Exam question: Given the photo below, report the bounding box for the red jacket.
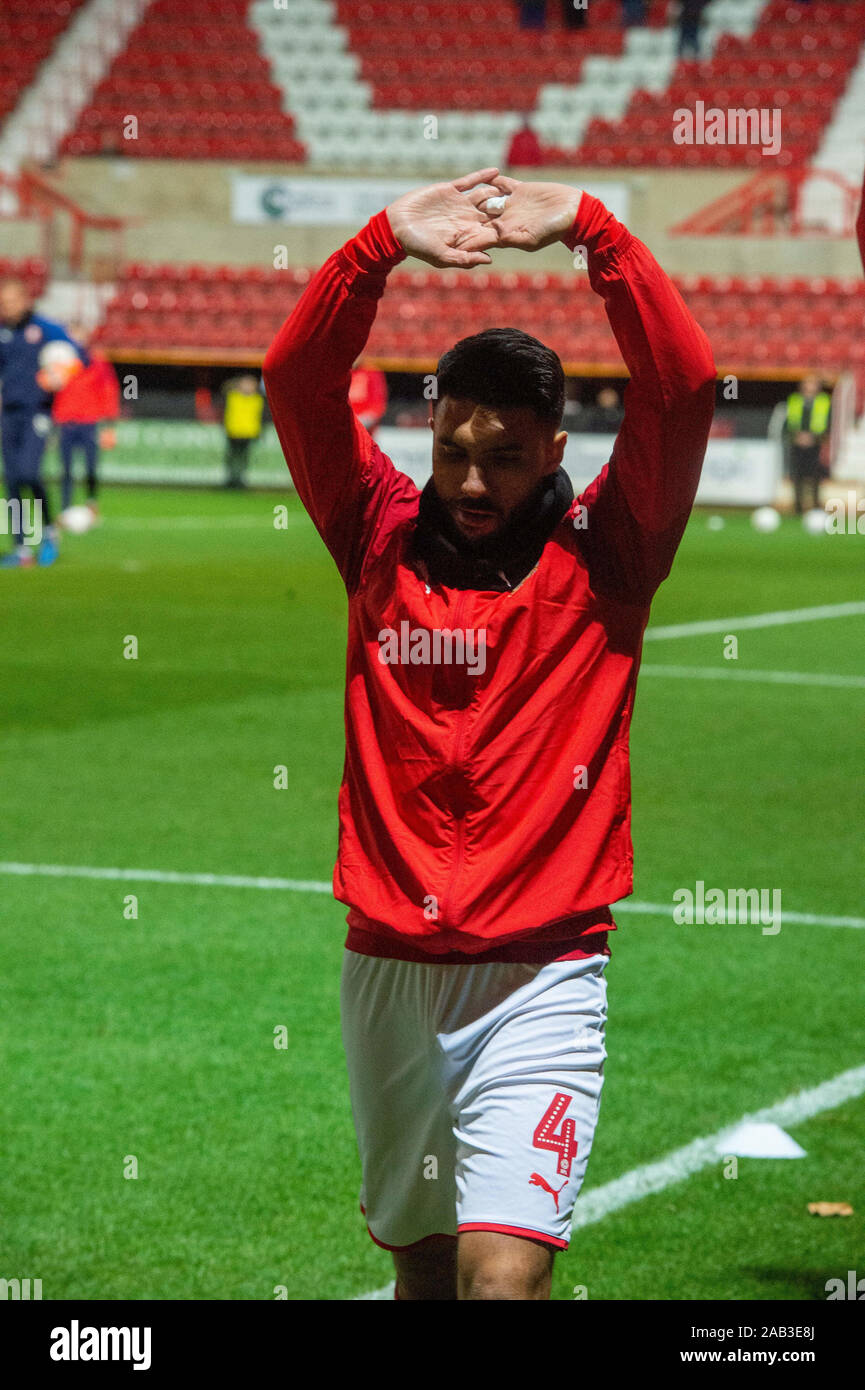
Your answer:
[52,353,120,424]
[349,366,388,430]
[262,194,716,963]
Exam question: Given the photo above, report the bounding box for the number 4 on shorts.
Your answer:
[533,1092,577,1178]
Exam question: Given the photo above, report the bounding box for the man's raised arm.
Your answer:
[487,178,717,603]
[262,170,500,590]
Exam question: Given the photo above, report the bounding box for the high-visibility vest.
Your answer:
[787,392,831,435]
[224,389,263,439]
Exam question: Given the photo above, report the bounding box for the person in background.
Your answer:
[562,0,587,28]
[677,0,708,58]
[0,276,86,567]
[621,0,647,25]
[221,373,264,489]
[506,116,544,169]
[582,386,625,433]
[518,1,547,29]
[784,375,831,515]
[349,358,388,437]
[53,322,120,517]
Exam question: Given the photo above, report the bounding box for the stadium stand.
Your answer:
[0,254,48,300]
[0,0,87,128]
[1,0,863,392]
[92,260,865,375]
[579,1,865,169]
[59,0,305,162]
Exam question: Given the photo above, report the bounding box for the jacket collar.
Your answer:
[411,467,574,592]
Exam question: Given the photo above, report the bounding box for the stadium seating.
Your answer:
[59,0,305,161]
[51,0,865,178]
[0,0,86,126]
[93,260,865,373]
[0,255,48,299]
[579,1,865,170]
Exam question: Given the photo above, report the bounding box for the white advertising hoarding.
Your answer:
[376,429,781,507]
[231,176,630,226]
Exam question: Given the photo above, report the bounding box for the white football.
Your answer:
[802,507,827,535]
[750,506,781,533]
[59,504,94,535]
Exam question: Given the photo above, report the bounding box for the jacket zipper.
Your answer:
[442,590,471,929]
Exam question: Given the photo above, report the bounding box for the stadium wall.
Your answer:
[42,159,865,277]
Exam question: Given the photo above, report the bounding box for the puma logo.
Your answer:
[529,1172,568,1213]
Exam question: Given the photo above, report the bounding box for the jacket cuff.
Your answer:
[340,208,408,277]
[562,190,632,258]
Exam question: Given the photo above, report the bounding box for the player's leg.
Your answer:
[59,424,75,510]
[392,1234,457,1300]
[1,411,34,564]
[82,424,99,505]
[339,951,458,1272]
[441,953,608,1301]
[21,412,58,564]
[457,1229,554,1300]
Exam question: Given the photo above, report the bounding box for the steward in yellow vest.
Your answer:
[784,377,830,516]
[221,375,264,489]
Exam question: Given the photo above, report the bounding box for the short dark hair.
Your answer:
[435,327,565,427]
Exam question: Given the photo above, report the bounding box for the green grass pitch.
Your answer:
[1,482,862,1300]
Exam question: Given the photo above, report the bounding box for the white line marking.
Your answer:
[106,515,303,530]
[0,855,858,1292]
[571,1062,865,1231]
[0,862,332,893]
[1,864,862,929]
[641,665,865,690]
[644,600,865,641]
[354,1061,865,1295]
[614,900,865,929]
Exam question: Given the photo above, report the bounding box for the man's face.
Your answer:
[0,281,32,326]
[430,397,566,543]
[801,376,819,398]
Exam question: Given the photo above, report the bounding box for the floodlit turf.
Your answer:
[1,486,862,1300]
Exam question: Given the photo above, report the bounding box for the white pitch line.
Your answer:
[613,899,865,930]
[644,600,865,641]
[1,863,862,930]
[353,1061,865,1297]
[0,853,859,1296]
[571,1061,865,1231]
[0,862,332,893]
[641,664,865,690]
[106,515,303,530]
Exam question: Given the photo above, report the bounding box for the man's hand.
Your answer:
[480,176,582,252]
[386,169,502,269]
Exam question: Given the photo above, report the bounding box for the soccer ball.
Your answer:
[706,515,725,530]
[802,507,827,536]
[36,340,83,393]
[58,504,95,535]
[750,506,781,533]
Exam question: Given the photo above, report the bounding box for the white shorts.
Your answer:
[340,948,608,1251]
